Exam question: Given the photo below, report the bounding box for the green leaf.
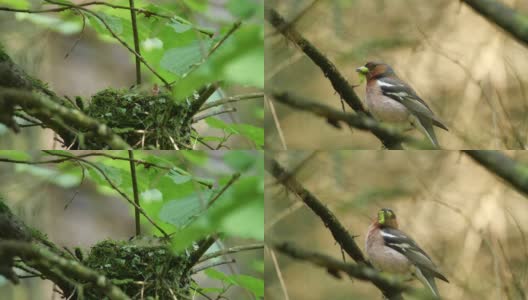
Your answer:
[179,151,209,165]
[158,190,214,227]
[43,150,74,157]
[0,150,31,161]
[205,117,264,147]
[14,164,81,188]
[182,0,208,12]
[15,13,82,35]
[205,269,264,298]
[168,18,193,33]
[0,0,29,9]
[220,200,263,240]
[222,47,263,87]
[223,151,256,171]
[231,124,264,147]
[227,0,258,19]
[140,189,163,203]
[170,225,212,251]
[168,169,192,184]
[160,40,212,76]
[86,163,123,190]
[86,11,124,40]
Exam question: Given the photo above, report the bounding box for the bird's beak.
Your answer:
[356,66,368,74]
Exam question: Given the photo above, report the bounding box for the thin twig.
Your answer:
[169,21,242,86]
[128,0,141,85]
[207,173,241,208]
[0,1,214,37]
[267,247,291,300]
[64,9,86,59]
[191,259,236,274]
[198,243,264,263]
[265,96,287,150]
[0,151,213,188]
[128,150,141,236]
[192,108,237,123]
[43,0,170,87]
[198,93,263,112]
[41,151,169,238]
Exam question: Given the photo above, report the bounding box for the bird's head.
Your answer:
[356,62,395,80]
[376,208,399,228]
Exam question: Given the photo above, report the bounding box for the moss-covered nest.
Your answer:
[83,239,191,300]
[84,88,194,149]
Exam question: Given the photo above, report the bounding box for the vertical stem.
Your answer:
[129,0,141,84]
[128,150,141,236]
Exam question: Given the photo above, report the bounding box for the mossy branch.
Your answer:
[0,44,132,149]
[0,199,129,299]
[0,88,131,149]
[0,241,130,300]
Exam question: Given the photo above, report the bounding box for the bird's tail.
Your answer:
[415,269,441,299]
[413,117,440,148]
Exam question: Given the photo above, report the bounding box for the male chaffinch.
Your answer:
[356,62,448,147]
[365,208,449,298]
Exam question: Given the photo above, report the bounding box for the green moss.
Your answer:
[514,14,528,37]
[0,44,8,62]
[0,199,10,214]
[83,239,191,300]
[84,88,193,149]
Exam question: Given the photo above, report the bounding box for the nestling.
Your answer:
[365,208,449,298]
[356,62,448,147]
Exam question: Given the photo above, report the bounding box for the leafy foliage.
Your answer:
[1,0,263,148]
[0,150,264,299]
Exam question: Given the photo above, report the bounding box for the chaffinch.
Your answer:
[356,62,448,147]
[365,208,449,298]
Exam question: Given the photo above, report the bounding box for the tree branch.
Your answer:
[198,93,264,112]
[463,150,528,196]
[128,151,141,236]
[0,241,130,300]
[271,91,430,149]
[461,0,528,46]
[265,8,365,113]
[264,157,404,299]
[0,151,213,188]
[183,236,217,277]
[273,242,409,295]
[198,243,264,263]
[128,0,141,85]
[40,151,169,238]
[265,8,404,149]
[0,200,129,299]
[0,88,130,149]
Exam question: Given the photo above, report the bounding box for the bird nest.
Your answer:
[84,88,194,149]
[83,239,192,300]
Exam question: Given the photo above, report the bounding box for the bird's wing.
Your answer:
[378,78,448,130]
[380,227,448,282]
